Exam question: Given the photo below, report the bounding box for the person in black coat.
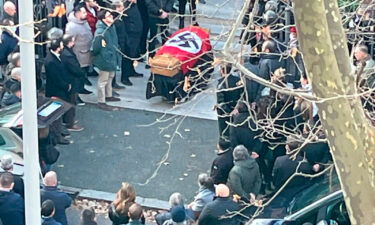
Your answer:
[41,171,72,225]
[44,39,71,101]
[0,155,24,199]
[215,63,243,140]
[272,139,315,198]
[210,139,234,185]
[198,184,241,225]
[251,40,285,104]
[42,200,62,225]
[113,0,143,86]
[0,172,25,225]
[145,0,175,58]
[60,34,84,131]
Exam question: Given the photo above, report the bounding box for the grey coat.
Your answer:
[65,12,93,67]
[227,158,262,200]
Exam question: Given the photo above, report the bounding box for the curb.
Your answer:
[59,185,170,211]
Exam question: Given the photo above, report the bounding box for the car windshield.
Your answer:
[0,103,22,126]
[288,174,340,214]
[0,128,23,166]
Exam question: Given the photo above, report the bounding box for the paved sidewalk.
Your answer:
[80,62,218,121]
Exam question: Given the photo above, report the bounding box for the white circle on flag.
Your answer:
[165,31,203,54]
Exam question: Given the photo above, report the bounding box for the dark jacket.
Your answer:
[210,148,234,185]
[0,31,18,65]
[230,111,264,154]
[108,203,130,225]
[253,54,285,102]
[227,158,262,199]
[123,1,143,57]
[108,203,147,225]
[42,217,62,225]
[40,186,72,225]
[0,190,25,225]
[124,1,143,36]
[113,14,128,50]
[198,197,240,225]
[272,155,314,193]
[91,20,119,71]
[60,46,85,93]
[44,51,71,101]
[145,0,175,18]
[12,174,24,199]
[155,207,194,225]
[216,75,243,115]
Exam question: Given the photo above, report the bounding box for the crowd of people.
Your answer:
[0,0,374,224]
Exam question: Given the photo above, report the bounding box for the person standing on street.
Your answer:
[113,0,143,86]
[41,200,62,225]
[0,172,25,225]
[65,3,94,93]
[60,34,85,131]
[145,0,175,58]
[41,171,72,225]
[44,38,71,102]
[226,145,262,201]
[0,155,24,198]
[91,9,121,111]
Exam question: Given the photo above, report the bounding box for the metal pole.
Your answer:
[19,0,41,224]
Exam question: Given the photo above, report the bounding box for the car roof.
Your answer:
[285,190,343,220]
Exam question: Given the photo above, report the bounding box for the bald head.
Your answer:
[44,171,58,187]
[215,184,230,197]
[4,1,16,17]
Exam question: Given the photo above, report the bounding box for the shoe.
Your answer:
[79,89,92,94]
[87,70,98,77]
[112,82,126,89]
[67,125,84,132]
[112,90,120,97]
[192,22,200,27]
[61,129,70,137]
[77,97,86,106]
[58,138,70,145]
[121,79,133,86]
[130,72,143,78]
[106,96,121,102]
[84,78,92,86]
[97,102,119,111]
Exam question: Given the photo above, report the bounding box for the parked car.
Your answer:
[248,177,350,225]
[0,127,24,175]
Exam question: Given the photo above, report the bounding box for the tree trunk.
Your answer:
[294,0,375,224]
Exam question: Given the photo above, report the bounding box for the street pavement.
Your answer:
[54,104,218,201]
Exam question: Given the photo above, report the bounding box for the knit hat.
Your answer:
[0,155,13,170]
[171,206,186,223]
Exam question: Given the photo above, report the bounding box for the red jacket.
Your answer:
[85,6,98,34]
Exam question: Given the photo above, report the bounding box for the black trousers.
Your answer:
[148,17,169,58]
[179,0,197,28]
[62,92,77,128]
[121,56,136,81]
[137,0,150,56]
